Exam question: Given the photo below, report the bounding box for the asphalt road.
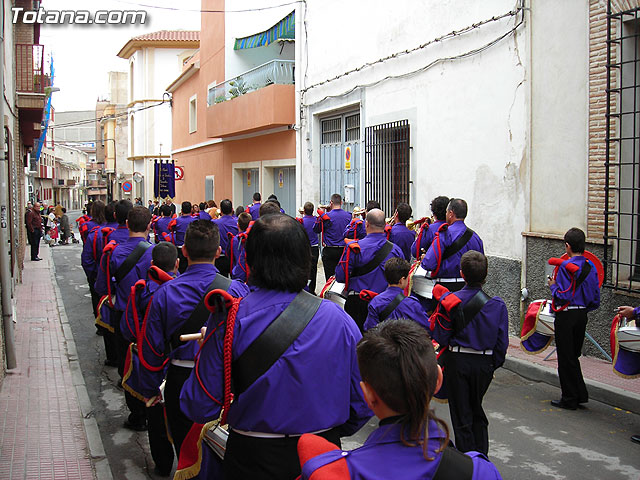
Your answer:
[52,212,640,479]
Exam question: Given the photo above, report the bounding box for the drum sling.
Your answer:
[378,293,406,322]
[114,241,153,283]
[432,444,474,480]
[441,228,474,262]
[350,241,394,279]
[453,289,491,334]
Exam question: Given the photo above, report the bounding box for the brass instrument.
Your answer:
[352,205,366,218]
[298,206,305,215]
[318,204,330,211]
[406,216,432,231]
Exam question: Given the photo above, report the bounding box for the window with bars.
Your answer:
[364,120,410,217]
[321,117,342,144]
[605,5,640,292]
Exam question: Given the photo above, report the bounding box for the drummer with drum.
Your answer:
[614,304,640,445]
[547,227,600,411]
[314,194,352,281]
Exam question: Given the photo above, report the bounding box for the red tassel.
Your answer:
[432,284,450,301]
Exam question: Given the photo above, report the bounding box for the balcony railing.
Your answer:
[16,44,46,93]
[208,59,294,105]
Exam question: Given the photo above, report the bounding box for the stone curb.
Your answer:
[50,260,114,480]
[504,355,640,415]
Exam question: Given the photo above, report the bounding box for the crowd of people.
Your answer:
[24,201,77,261]
[66,190,607,479]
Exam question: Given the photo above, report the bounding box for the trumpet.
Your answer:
[298,206,305,215]
[406,217,432,231]
[318,204,330,211]
[352,205,366,218]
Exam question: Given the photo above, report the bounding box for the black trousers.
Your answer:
[321,246,344,281]
[344,295,368,333]
[223,428,341,480]
[554,309,589,406]
[216,255,231,278]
[445,351,494,455]
[309,246,319,294]
[88,281,101,319]
[30,228,41,260]
[165,364,195,457]
[147,403,175,474]
[177,247,188,274]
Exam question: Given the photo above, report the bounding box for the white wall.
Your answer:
[225,0,295,81]
[530,0,589,235]
[299,0,527,260]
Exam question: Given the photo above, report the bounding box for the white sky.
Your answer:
[39,0,201,112]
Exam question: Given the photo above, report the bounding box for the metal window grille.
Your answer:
[605,4,640,292]
[321,118,342,144]
[364,120,410,216]
[345,113,360,142]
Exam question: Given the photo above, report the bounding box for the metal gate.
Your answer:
[364,120,410,217]
[273,167,295,215]
[319,112,360,210]
[242,168,259,208]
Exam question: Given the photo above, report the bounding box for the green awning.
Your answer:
[234,11,295,50]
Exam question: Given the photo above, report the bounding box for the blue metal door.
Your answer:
[273,167,295,215]
[242,168,259,208]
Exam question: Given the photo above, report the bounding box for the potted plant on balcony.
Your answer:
[228,77,250,99]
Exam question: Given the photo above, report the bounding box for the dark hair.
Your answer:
[330,193,342,205]
[396,203,412,223]
[365,200,380,212]
[128,206,152,233]
[181,201,192,215]
[184,220,220,261]
[460,250,488,287]
[384,257,411,285]
[447,199,467,220]
[430,196,450,221]
[564,227,586,254]
[235,206,245,217]
[259,201,282,216]
[91,200,106,224]
[304,201,314,215]
[62,207,67,213]
[105,201,117,223]
[207,200,217,208]
[220,199,233,215]
[238,212,252,232]
[152,241,178,272]
[245,214,310,292]
[253,192,261,202]
[115,200,133,224]
[160,204,171,217]
[357,319,448,460]
[199,202,207,211]
[268,194,278,201]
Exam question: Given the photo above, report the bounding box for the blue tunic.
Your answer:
[81,224,105,282]
[342,218,366,241]
[411,220,445,259]
[421,221,484,279]
[431,286,509,368]
[301,215,319,246]
[154,216,173,241]
[550,256,600,311]
[389,223,416,261]
[172,215,197,246]
[247,203,261,220]
[364,286,430,331]
[301,418,502,479]
[314,208,352,247]
[335,232,404,293]
[214,214,239,253]
[180,288,371,436]
[138,264,249,397]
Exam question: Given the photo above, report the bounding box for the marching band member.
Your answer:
[228,212,252,281]
[80,201,107,319]
[153,204,174,243]
[364,257,429,331]
[298,319,502,479]
[246,192,262,220]
[138,221,248,457]
[547,228,600,410]
[197,202,212,221]
[299,202,320,294]
[315,193,353,281]
[335,209,404,331]
[343,201,379,241]
[213,199,238,278]
[172,201,198,273]
[431,251,508,455]
[179,214,371,479]
[421,198,483,294]
[412,196,449,260]
[121,241,178,476]
[388,202,416,261]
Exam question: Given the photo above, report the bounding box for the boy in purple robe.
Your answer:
[298,319,502,479]
[411,195,449,260]
[388,202,416,261]
[364,257,429,331]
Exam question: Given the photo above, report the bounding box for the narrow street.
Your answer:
[49,213,640,479]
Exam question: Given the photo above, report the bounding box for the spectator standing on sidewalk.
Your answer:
[26,202,43,261]
[25,201,32,245]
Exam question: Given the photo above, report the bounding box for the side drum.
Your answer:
[536,300,555,336]
[410,264,436,299]
[618,325,640,353]
[319,276,347,309]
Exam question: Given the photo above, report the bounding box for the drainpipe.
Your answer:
[0,17,17,369]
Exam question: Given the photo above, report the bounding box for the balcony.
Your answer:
[16,44,48,148]
[207,60,295,138]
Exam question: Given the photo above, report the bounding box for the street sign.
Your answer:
[122,181,132,193]
[345,146,352,170]
[175,166,185,181]
[247,171,251,187]
[278,170,284,188]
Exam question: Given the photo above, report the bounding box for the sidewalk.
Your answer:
[0,244,107,479]
[505,336,640,414]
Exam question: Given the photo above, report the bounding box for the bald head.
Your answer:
[366,208,386,233]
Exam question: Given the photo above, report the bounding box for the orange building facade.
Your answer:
[170,0,297,214]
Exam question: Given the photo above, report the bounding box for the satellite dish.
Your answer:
[133,172,143,183]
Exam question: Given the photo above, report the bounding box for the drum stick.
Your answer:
[145,396,158,407]
[179,332,203,342]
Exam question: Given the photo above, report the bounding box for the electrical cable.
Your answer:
[110,0,301,14]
